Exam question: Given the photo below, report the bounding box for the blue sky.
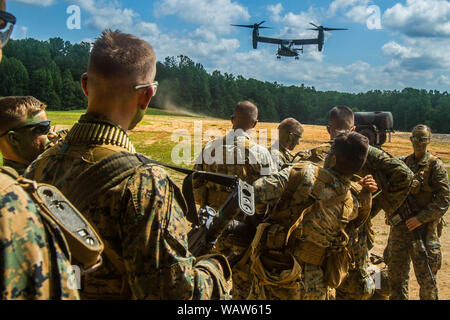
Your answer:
[5,0,450,93]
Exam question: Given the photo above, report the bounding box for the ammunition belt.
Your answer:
[65,121,135,153]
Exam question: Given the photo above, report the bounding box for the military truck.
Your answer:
[354,111,394,148]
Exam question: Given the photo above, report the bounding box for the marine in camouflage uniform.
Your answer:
[335,144,414,299]
[193,102,277,300]
[0,166,79,300]
[25,30,232,300]
[0,1,77,300]
[300,143,413,300]
[249,133,371,300]
[271,145,294,169]
[298,106,413,300]
[0,96,55,176]
[271,118,304,170]
[387,125,449,300]
[26,113,232,300]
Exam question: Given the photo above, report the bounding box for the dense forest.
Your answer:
[1,38,449,133]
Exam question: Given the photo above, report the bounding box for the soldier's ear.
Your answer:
[81,73,88,97]
[350,125,355,132]
[326,125,331,135]
[252,120,258,129]
[6,131,20,147]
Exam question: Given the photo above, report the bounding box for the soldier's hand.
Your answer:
[406,217,422,231]
[359,175,378,193]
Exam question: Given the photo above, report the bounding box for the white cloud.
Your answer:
[72,0,149,33]
[327,0,369,18]
[9,0,56,6]
[382,41,419,59]
[382,38,450,72]
[383,0,450,37]
[345,4,370,24]
[11,25,28,39]
[153,0,250,34]
[267,3,283,22]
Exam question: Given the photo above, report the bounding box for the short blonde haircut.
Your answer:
[88,29,156,82]
[0,96,46,131]
[278,118,304,135]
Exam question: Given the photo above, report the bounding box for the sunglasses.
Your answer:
[0,10,16,49]
[134,81,158,97]
[289,132,302,139]
[411,136,430,143]
[0,120,51,138]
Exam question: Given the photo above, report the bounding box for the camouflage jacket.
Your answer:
[293,141,332,165]
[193,130,277,212]
[2,159,28,176]
[271,142,294,170]
[360,146,413,217]
[254,163,357,261]
[293,142,413,269]
[397,151,449,224]
[24,113,232,300]
[0,167,79,300]
[301,142,413,216]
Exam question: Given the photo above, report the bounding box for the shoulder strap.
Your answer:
[421,154,439,191]
[0,166,20,191]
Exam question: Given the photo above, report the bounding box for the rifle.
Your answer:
[389,201,436,288]
[188,178,255,257]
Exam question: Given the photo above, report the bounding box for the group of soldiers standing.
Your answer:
[1,0,449,300]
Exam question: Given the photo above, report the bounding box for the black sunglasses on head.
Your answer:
[0,10,16,49]
[0,120,51,137]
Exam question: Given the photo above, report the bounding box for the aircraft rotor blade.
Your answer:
[309,22,320,28]
[231,24,254,28]
[323,27,348,31]
[258,20,266,26]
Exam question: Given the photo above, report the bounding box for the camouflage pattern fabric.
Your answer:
[24,113,232,300]
[251,163,357,300]
[193,130,277,300]
[2,159,28,176]
[0,168,79,300]
[360,146,414,218]
[193,130,277,210]
[293,141,332,165]
[271,142,294,170]
[300,142,413,300]
[387,151,449,300]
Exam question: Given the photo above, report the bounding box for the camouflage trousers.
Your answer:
[336,233,374,300]
[249,261,327,300]
[387,223,441,300]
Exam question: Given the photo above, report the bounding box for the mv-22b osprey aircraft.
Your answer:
[231,21,348,60]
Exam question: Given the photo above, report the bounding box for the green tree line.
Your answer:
[1,38,449,133]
